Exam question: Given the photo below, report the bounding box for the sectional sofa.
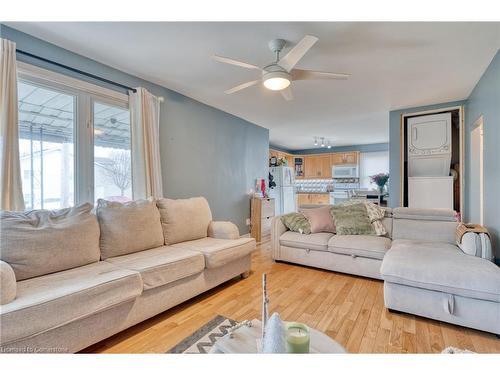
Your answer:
[0,197,255,353]
[272,207,500,336]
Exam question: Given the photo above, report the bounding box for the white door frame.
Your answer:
[470,115,484,225]
[399,105,464,214]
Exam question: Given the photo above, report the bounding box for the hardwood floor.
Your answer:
[83,237,500,353]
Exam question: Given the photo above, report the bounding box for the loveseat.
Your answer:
[271,207,500,336]
[0,197,255,353]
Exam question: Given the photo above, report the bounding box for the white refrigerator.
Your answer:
[269,166,296,216]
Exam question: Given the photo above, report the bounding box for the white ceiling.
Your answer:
[8,22,500,150]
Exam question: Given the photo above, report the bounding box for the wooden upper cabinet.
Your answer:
[331,152,359,165]
[344,152,358,164]
[303,156,317,178]
[319,155,332,178]
[303,154,332,179]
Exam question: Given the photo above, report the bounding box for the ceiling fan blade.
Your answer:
[212,55,261,70]
[291,69,351,81]
[280,87,293,101]
[224,80,260,94]
[278,35,319,72]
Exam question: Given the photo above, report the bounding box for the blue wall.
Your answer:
[388,100,466,208]
[1,24,269,233]
[464,50,500,250]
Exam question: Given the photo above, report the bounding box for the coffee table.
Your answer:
[209,319,346,353]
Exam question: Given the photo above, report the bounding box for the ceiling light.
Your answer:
[327,141,332,149]
[314,137,318,146]
[262,71,291,91]
[321,138,325,147]
[94,129,103,136]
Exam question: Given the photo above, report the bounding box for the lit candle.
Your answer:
[285,322,310,353]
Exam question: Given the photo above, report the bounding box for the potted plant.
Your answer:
[370,173,389,194]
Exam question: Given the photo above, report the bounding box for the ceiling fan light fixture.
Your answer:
[262,71,291,91]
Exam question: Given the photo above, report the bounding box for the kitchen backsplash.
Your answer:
[295,179,334,192]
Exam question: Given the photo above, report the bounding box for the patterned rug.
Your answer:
[167,315,238,353]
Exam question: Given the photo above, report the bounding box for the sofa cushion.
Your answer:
[279,231,334,252]
[208,221,240,240]
[392,207,456,221]
[156,197,212,245]
[171,237,255,269]
[392,218,458,244]
[105,246,205,290]
[328,235,392,260]
[96,199,164,260]
[381,239,500,302]
[0,203,100,281]
[0,262,142,345]
[0,260,16,305]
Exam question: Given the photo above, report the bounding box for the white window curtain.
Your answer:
[129,87,163,199]
[0,39,25,211]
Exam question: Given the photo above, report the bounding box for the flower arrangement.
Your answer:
[370,173,389,193]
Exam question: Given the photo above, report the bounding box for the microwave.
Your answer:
[332,165,359,178]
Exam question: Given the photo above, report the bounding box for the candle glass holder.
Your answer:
[285,322,310,353]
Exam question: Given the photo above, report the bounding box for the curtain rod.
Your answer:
[16,49,137,93]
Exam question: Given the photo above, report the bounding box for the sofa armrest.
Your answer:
[271,216,288,260]
[208,221,240,240]
[0,260,16,305]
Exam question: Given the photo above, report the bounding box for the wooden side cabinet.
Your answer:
[250,197,275,242]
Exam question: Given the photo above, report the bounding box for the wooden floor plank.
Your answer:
[82,237,500,353]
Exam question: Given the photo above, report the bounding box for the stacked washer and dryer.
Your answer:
[407,112,455,210]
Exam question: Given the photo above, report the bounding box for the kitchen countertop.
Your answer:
[296,191,331,194]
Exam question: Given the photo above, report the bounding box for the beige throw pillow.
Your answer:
[364,202,387,236]
[156,197,213,245]
[0,203,100,280]
[96,199,164,259]
[301,206,336,234]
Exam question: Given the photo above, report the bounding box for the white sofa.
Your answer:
[271,207,500,336]
[0,197,255,353]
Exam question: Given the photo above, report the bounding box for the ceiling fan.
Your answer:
[212,35,350,101]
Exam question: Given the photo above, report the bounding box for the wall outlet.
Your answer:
[246,218,251,226]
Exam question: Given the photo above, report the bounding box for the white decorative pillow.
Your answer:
[364,202,387,236]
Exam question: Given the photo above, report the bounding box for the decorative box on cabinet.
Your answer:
[250,197,275,242]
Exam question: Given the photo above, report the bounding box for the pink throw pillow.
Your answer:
[301,206,336,234]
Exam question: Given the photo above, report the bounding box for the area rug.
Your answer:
[167,315,238,353]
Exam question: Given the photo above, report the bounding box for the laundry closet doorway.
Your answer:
[399,106,464,216]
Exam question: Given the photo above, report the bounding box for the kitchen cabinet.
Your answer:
[303,156,317,178]
[297,193,330,206]
[331,152,359,165]
[304,154,332,179]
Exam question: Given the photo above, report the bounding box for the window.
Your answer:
[18,81,75,210]
[93,102,132,202]
[17,63,131,209]
[359,151,389,189]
